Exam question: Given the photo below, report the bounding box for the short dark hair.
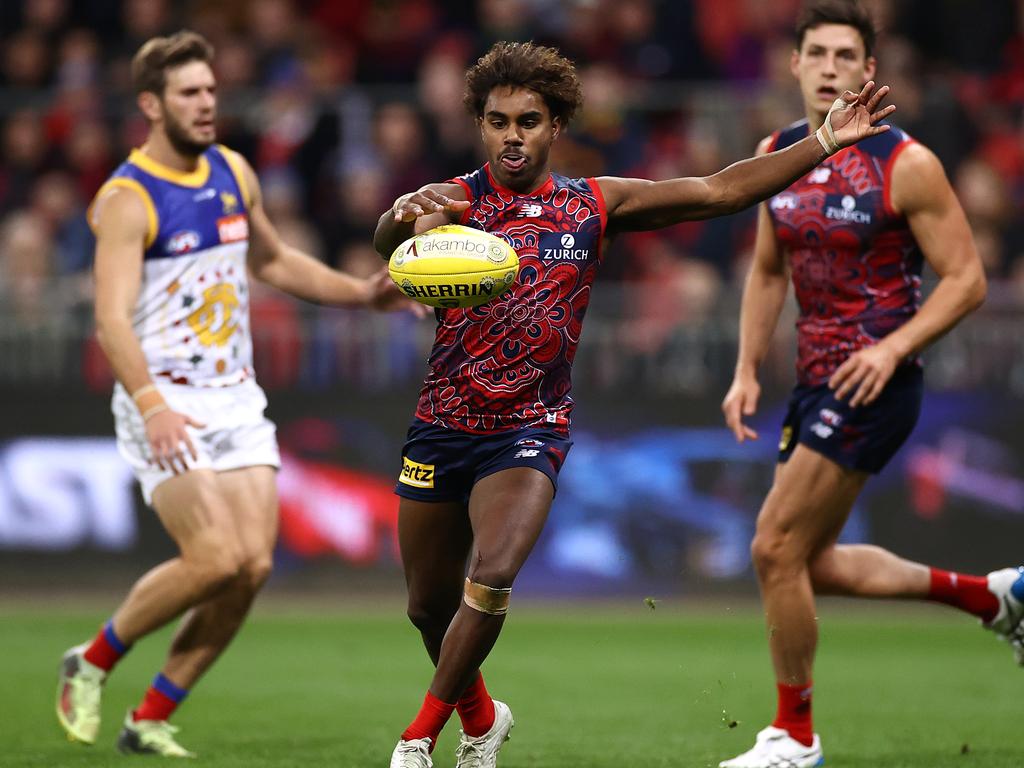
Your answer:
[464,42,583,126]
[131,30,214,96]
[795,0,877,58]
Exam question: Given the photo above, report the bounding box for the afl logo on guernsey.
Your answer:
[167,230,201,255]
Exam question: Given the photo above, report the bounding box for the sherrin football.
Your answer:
[389,224,519,309]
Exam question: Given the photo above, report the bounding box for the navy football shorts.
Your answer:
[777,364,923,474]
[394,419,574,503]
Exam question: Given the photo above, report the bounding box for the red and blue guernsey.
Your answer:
[415,163,607,434]
[766,120,923,386]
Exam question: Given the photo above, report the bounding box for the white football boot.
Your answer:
[390,737,433,768]
[117,711,197,758]
[720,726,824,768]
[56,644,105,744]
[984,566,1024,665]
[454,699,514,768]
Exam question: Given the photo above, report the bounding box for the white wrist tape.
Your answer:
[816,101,843,155]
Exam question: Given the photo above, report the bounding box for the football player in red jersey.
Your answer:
[720,3,1021,767]
[375,40,895,768]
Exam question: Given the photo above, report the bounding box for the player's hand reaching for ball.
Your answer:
[721,371,761,443]
[392,189,470,222]
[828,342,900,407]
[366,267,431,317]
[819,80,896,152]
[145,407,205,475]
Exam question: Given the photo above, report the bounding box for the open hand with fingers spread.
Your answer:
[816,80,895,154]
[392,189,470,223]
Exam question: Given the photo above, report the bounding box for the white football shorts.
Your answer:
[112,378,280,505]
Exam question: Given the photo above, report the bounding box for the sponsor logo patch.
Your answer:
[518,203,543,217]
[217,214,249,243]
[825,194,872,224]
[515,438,545,447]
[399,457,435,488]
[779,425,794,451]
[538,231,593,262]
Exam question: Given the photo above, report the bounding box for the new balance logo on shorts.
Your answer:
[399,457,435,488]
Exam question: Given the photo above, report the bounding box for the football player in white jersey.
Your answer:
[55,30,423,757]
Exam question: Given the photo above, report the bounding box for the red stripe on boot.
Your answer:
[928,568,999,622]
[133,686,179,722]
[401,691,456,749]
[457,673,495,737]
[772,681,814,747]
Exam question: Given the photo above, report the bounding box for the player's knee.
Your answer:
[750,527,801,581]
[462,576,512,616]
[238,554,273,593]
[406,597,455,634]
[189,552,243,592]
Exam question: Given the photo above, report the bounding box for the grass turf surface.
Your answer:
[4,597,1021,767]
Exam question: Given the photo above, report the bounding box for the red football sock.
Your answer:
[401,691,456,748]
[928,568,999,622]
[133,674,189,722]
[772,681,814,747]
[456,673,495,737]
[82,620,130,672]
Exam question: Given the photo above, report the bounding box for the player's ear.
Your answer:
[137,91,162,123]
[864,55,877,81]
[789,48,801,79]
[551,116,561,141]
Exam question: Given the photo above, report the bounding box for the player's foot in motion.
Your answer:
[390,737,433,768]
[984,566,1024,664]
[56,644,105,744]
[720,726,824,768]
[454,699,514,768]
[117,712,196,758]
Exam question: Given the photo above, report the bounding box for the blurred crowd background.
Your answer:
[2,0,1023,337]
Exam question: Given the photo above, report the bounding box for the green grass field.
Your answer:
[4,596,1021,767]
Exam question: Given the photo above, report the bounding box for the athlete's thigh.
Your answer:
[399,497,472,591]
[212,465,279,559]
[467,467,554,581]
[151,468,239,561]
[758,444,868,553]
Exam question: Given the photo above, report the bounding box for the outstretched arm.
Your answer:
[373,183,470,257]
[599,82,894,232]
[238,153,422,312]
[828,142,986,406]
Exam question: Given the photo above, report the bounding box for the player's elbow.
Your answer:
[966,268,987,312]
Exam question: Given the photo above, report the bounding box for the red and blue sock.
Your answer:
[82,620,131,672]
[773,681,814,747]
[133,673,189,722]
[928,568,999,622]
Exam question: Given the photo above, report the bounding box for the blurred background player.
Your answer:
[54,30,421,757]
[374,40,895,768]
[720,3,1022,767]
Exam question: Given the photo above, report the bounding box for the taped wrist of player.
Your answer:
[464,577,512,615]
[815,101,842,155]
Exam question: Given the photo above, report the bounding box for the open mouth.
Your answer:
[816,86,839,100]
[500,153,527,172]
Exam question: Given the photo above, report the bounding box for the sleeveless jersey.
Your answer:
[766,121,923,386]
[415,163,608,434]
[89,145,254,387]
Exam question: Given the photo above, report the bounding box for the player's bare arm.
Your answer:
[829,143,986,406]
[92,187,204,473]
[373,182,470,257]
[236,154,422,313]
[598,81,894,231]
[722,138,793,443]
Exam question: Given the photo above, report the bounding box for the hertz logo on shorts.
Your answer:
[399,457,435,488]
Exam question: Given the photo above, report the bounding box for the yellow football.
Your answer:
[389,224,519,309]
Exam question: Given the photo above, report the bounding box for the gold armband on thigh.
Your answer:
[463,578,512,615]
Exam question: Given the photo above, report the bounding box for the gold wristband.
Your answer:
[141,403,169,422]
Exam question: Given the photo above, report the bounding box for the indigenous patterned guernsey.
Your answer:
[766,120,923,386]
[415,163,608,434]
[88,145,254,387]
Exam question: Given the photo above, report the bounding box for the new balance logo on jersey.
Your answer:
[518,204,543,217]
[825,194,872,224]
[770,193,798,211]
[538,232,592,261]
[193,188,216,201]
[808,167,831,184]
